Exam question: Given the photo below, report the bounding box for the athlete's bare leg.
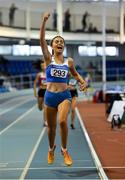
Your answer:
[44,105,57,149]
[38,97,47,126]
[71,97,77,128]
[38,97,43,111]
[58,100,71,149]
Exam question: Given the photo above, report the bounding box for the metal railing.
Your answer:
[4,67,125,90]
[7,73,36,90]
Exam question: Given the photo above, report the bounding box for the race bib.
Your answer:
[51,68,68,78]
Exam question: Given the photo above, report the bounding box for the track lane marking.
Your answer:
[0,166,100,171]
[0,95,32,107]
[19,127,46,180]
[76,108,109,180]
[0,105,36,135]
[0,98,33,115]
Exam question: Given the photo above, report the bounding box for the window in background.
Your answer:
[97,46,118,56]
[11,44,67,56]
[78,46,88,56]
[78,46,97,56]
[87,46,97,56]
[0,45,12,55]
[105,46,118,56]
[97,47,103,56]
[12,45,30,56]
[30,46,42,55]
[79,45,118,56]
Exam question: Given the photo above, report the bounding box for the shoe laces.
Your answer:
[63,150,71,160]
[48,150,54,156]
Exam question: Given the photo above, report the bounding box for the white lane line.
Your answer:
[0,95,32,108]
[0,93,12,99]
[0,163,8,168]
[19,127,46,180]
[0,159,91,165]
[1,166,125,171]
[0,166,100,171]
[0,105,36,135]
[76,108,109,180]
[0,98,32,115]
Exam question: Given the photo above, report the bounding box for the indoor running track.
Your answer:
[0,89,108,179]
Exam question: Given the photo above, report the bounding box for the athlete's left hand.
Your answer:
[78,81,88,92]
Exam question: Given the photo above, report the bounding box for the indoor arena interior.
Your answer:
[0,0,125,179]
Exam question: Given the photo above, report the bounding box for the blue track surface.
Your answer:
[0,90,101,179]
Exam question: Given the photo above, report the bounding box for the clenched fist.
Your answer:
[43,12,50,22]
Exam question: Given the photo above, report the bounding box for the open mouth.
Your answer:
[57,46,63,50]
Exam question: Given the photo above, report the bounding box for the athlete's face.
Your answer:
[52,37,65,54]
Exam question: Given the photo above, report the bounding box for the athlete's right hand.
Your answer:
[43,12,50,22]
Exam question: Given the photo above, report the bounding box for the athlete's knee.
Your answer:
[48,126,56,134]
[59,120,67,128]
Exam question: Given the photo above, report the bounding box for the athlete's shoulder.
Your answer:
[67,57,74,63]
[67,57,74,67]
[67,57,73,61]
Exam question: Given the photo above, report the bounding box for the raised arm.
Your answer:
[68,58,87,92]
[40,12,51,64]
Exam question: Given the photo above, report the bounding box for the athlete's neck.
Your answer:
[53,54,64,64]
